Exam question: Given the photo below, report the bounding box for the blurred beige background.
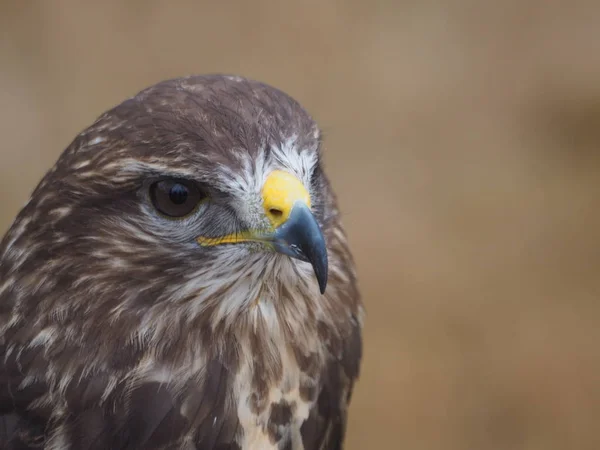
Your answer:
[2,1,600,449]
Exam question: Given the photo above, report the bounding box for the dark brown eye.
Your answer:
[149,179,204,218]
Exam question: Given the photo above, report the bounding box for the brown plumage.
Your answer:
[0,75,362,449]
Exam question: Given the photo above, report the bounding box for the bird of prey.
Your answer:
[0,75,363,450]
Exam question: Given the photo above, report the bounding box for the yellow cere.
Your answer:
[197,170,311,247]
[261,170,311,228]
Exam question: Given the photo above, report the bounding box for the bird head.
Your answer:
[0,75,345,335]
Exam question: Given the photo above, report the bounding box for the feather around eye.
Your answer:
[310,164,322,188]
[149,178,206,218]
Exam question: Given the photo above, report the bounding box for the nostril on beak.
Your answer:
[269,208,283,218]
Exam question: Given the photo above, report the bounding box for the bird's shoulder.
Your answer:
[0,315,362,450]
[300,313,362,450]
[0,347,240,449]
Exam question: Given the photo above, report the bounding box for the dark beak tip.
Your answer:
[318,277,327,294]
[315,256,328,295]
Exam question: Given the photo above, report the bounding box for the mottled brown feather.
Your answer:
[0,74,362,450]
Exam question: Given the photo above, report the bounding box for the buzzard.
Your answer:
[0,75,363,450]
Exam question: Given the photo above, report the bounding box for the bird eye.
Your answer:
[149,179,204,218]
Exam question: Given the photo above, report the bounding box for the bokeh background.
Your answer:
[2,2,600,449]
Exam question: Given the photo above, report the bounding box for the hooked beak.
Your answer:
[197,170,328,294]
[270,200,328,294]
